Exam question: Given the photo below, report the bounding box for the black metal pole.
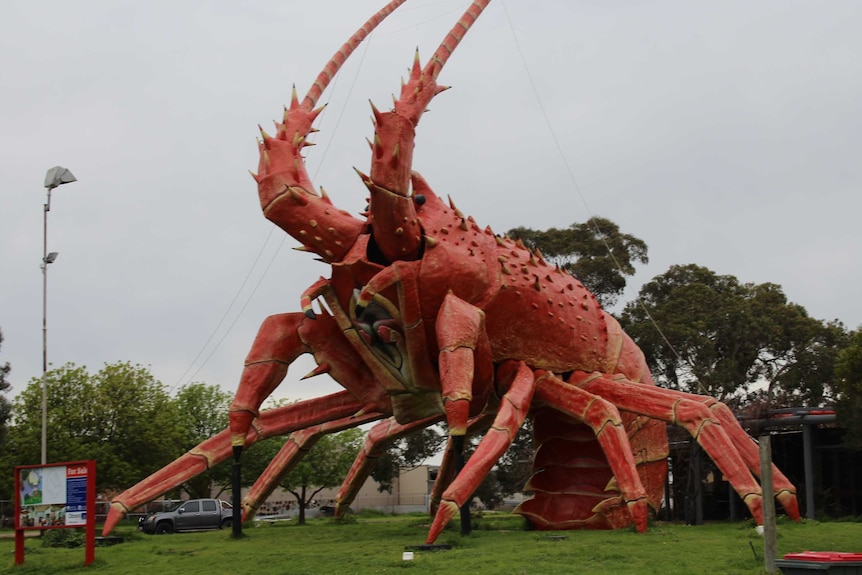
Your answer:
[803,423,816,520]
[694,444,703,526]
[232,446,243,538]
[729,482,738,521]
[452,435,471,536]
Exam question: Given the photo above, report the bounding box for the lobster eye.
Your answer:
[414,194,426,207]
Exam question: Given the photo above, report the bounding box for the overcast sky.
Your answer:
[2,0,860,408]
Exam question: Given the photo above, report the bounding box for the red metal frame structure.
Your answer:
[14,459,96,566]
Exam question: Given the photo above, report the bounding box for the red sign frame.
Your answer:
[14,459,96,566]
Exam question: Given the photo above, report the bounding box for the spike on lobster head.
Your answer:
[363,1,491,264]
[362,52,452,263]
[253,0,492,265]
[255,101,363,263]
[366,49,451,196]
[256,102,324,187]
[251,0,419,263]
[250,0,422,264]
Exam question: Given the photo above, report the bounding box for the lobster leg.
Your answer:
[573,372,781,523]
[676,392,799,520]
[427,361,535,543]
[532,372,651,532]
[418,294,495,541]
[102,392,367,535]
[334,415,442,517]
[229,313,308,446]
[428,413,495,516]
[436,294,494,435]
[230,309,389,449]
[105,306,391,536]
[428,436,459,518]
[242,413,383,522]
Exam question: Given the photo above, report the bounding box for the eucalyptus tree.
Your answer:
[3,362,183,494]
[835,328,862,448]
[508,216,649,308]
[620,264,843,406]
[0,328,12,449]
[278,428,365,524]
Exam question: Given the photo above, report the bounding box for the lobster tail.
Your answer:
[517,408,668,530]
[516,317,669,530]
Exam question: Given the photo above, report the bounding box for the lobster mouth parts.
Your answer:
[351,289,409,385]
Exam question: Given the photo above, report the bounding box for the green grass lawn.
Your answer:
[3,513,862,575]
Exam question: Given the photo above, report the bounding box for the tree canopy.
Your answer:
[508,216,649,307]
[173,382,233,498]
[0,363,246,501]
[0,328,11,450]
[371,426,445,494]
[620,264,844,406]
[835,328,862,449]
[277,428,365,524]
[1,362,183,495]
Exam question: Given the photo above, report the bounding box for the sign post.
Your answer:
[14,460,96,566]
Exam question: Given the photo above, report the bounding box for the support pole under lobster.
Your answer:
[232,446,244,539]
[452,435,472,536]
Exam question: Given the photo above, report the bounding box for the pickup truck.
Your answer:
[139,498,233,534]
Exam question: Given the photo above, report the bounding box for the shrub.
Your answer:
[41,528,85,548]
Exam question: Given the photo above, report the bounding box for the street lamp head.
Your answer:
[44,166,77,190]
[45,252,59,264]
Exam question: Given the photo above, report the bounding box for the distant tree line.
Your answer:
[0,329,11,453]
[0,361,359,517]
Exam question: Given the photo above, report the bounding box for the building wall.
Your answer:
[251,465,438,515]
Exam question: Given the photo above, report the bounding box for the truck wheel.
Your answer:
[221,519,233,530]
[155,522,174,535]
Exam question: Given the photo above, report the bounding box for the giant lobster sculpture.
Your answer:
[104,0,799,543]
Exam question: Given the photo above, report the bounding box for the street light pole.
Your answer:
[40,166,76,464]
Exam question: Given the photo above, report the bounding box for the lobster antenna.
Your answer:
[424,0,492,81]
[303,0,409,110]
